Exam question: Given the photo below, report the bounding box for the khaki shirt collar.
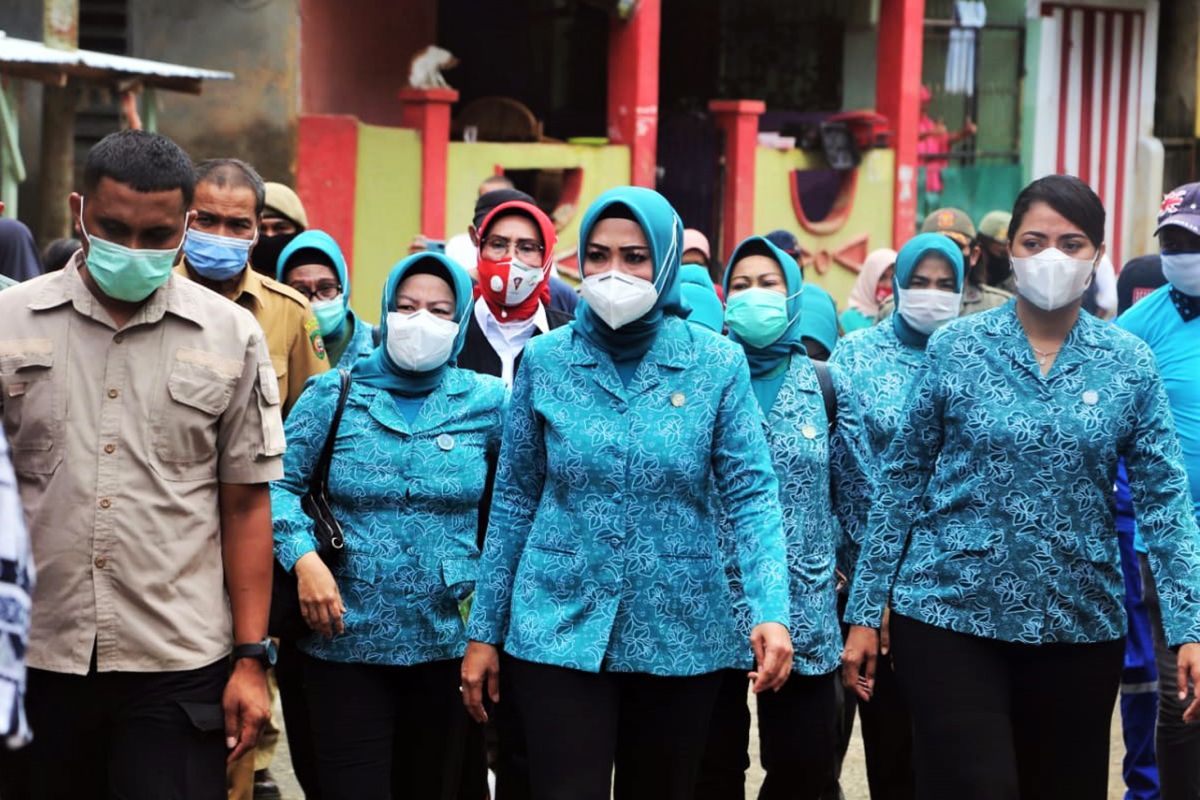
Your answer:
[33,251,201,328]
[176,258,262,310]
[228,263,265,309]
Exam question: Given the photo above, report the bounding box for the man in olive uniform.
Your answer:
[176,158,328,799]
[178,159,328,418]
[878,206,1013,321]
[249,182,309,278]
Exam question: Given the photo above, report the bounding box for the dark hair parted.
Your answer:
[1008,174,1106,247]
[83,130,196,208]
[195,158,266,216]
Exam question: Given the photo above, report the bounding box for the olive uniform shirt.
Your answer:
[176,261,328,416]
[876,282,1013,321]
[0,254,285,675]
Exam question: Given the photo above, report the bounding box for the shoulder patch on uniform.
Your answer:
[305,317,327,360]
[261,275,311,306]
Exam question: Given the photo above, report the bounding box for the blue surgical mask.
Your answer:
[184,227,256,281]
[79,198,184,303]
[311,296,348,338]
[724,287,798,348]
[1161,252,1200,297]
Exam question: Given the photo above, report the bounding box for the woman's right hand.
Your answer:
[461,641,500,723]
[841,624,878,702]
[294,551,345,638]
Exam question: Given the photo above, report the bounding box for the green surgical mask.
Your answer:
[724,287,795,348]
[80,198,185,302]
[311,296,348,338]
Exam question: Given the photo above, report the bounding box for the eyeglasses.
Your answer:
[290,282,342,302]
[483,236,544,260]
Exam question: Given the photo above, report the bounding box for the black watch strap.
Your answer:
[232,638,276,668]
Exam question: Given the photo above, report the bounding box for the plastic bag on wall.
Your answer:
[945,1,987,96]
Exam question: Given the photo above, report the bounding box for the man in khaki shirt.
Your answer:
[0,131,280,800]
[177,158,329,417]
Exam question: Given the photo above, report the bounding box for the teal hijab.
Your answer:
[722,236,806,413]
[351,252,473,395]
[799,283,839,355]
[679,263,724,332]
[276,230,349,301]
[574,186,684,359]
[721,236,806,376]
[277,230,351,340]
[891,232,965,349]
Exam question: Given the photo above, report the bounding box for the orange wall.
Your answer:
[299,0,437,127]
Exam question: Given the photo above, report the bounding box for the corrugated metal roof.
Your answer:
[0,31,233,89]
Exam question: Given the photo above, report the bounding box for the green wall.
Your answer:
[445,141,632,262]
[351,124,422,322]
[754,147,895,308]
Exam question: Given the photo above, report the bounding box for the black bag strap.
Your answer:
[305,369,352,545]
[811,359,837,432]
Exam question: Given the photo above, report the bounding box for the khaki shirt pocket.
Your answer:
[270,355,288,411]
[257,362,285,457]
[0,341,62,475]
[152,349,241,481]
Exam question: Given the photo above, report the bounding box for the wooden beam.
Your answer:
[0,63,68,86]
[37,0,79,245]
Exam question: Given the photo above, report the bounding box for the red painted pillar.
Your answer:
[297,114,360,269]
[607,0,661,188]
[709,99,766,262]
[875,0,926,248]
[399,87,459,240]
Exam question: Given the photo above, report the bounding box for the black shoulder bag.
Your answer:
[268,369,352,640]
[811,358,838,431]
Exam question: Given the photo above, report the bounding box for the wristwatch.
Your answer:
[232,638,278,669]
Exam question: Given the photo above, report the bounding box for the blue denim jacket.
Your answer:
[846,302,1200,646]
[467,317,790,675]
[273,367,507,665]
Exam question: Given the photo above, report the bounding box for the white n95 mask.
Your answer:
[580,271,660,329]
[896,288,962,334]
[1010,248,1096,311]
[386,310,459,372]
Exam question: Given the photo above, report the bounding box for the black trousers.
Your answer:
[1140,553,1200,799]
[889,613,1124,800]
[504,655,723,800]
[696,668,839,800]
[274,637,321,798]
[856,646,915,800]
[301,653,476,800]
[0,657,227,800]
[492,650,532,800]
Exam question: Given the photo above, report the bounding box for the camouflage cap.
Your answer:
[921,207,976,247]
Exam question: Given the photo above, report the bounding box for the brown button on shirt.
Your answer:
[176,261,329,416]
[0,255,285,675]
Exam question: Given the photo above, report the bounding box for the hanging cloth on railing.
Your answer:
[945,1,988,96]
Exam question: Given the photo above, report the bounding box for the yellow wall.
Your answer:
[754,148,895,308]
[351,123,423,322]
[445,142,632,260]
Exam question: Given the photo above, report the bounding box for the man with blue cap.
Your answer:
[1117,182,1200,798]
